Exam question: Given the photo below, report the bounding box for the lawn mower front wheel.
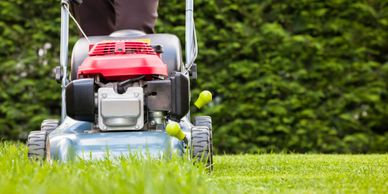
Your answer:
[194,116,213,167]
[27,131,48,160]
[191,126,213,170]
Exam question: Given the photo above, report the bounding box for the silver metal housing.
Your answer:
[98,87,144,131]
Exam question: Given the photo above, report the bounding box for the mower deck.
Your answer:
[48,117,191,162]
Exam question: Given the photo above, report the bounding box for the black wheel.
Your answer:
[194,116,212,130]
[191,126,213,170]
[194,116,213,166]
[41,119,59,133]
[27,131,48,160]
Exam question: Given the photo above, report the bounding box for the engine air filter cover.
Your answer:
[98,87,144,131]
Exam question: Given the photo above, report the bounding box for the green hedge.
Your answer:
[1,0,388,153]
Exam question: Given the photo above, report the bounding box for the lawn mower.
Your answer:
[27,0,213,168]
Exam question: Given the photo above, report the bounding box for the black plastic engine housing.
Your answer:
[145,72,189,122]
[66,78,95,122]
[170,73,190,121]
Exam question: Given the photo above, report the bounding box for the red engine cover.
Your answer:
[77,41,168,81]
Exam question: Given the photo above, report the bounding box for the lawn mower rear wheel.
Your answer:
[40,119,59,133]
[194,116,212,130]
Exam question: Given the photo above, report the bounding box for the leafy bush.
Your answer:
[1,0,388,153]
[0,0,62,138]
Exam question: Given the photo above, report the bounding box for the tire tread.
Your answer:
[27,131,47,160]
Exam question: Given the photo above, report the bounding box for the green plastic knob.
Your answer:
[194,90,212,109]
[166,122,185,140]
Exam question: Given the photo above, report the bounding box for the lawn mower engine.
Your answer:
[66,41,189,131]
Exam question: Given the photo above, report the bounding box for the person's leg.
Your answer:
[114,0,159,34]
[71,0,115,36]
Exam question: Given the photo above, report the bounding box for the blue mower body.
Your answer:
[48,117,192,162]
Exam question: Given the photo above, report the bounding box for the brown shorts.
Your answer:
[71,0,159,36]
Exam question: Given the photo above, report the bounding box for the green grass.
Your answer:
[0,142,387,194]
[213,155,388,194]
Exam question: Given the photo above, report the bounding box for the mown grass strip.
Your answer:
[212,154,388,194]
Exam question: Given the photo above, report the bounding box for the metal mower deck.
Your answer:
[48,117,192,162]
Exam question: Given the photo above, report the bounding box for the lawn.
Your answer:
[212,155,388,193]
[0,142,387,194]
